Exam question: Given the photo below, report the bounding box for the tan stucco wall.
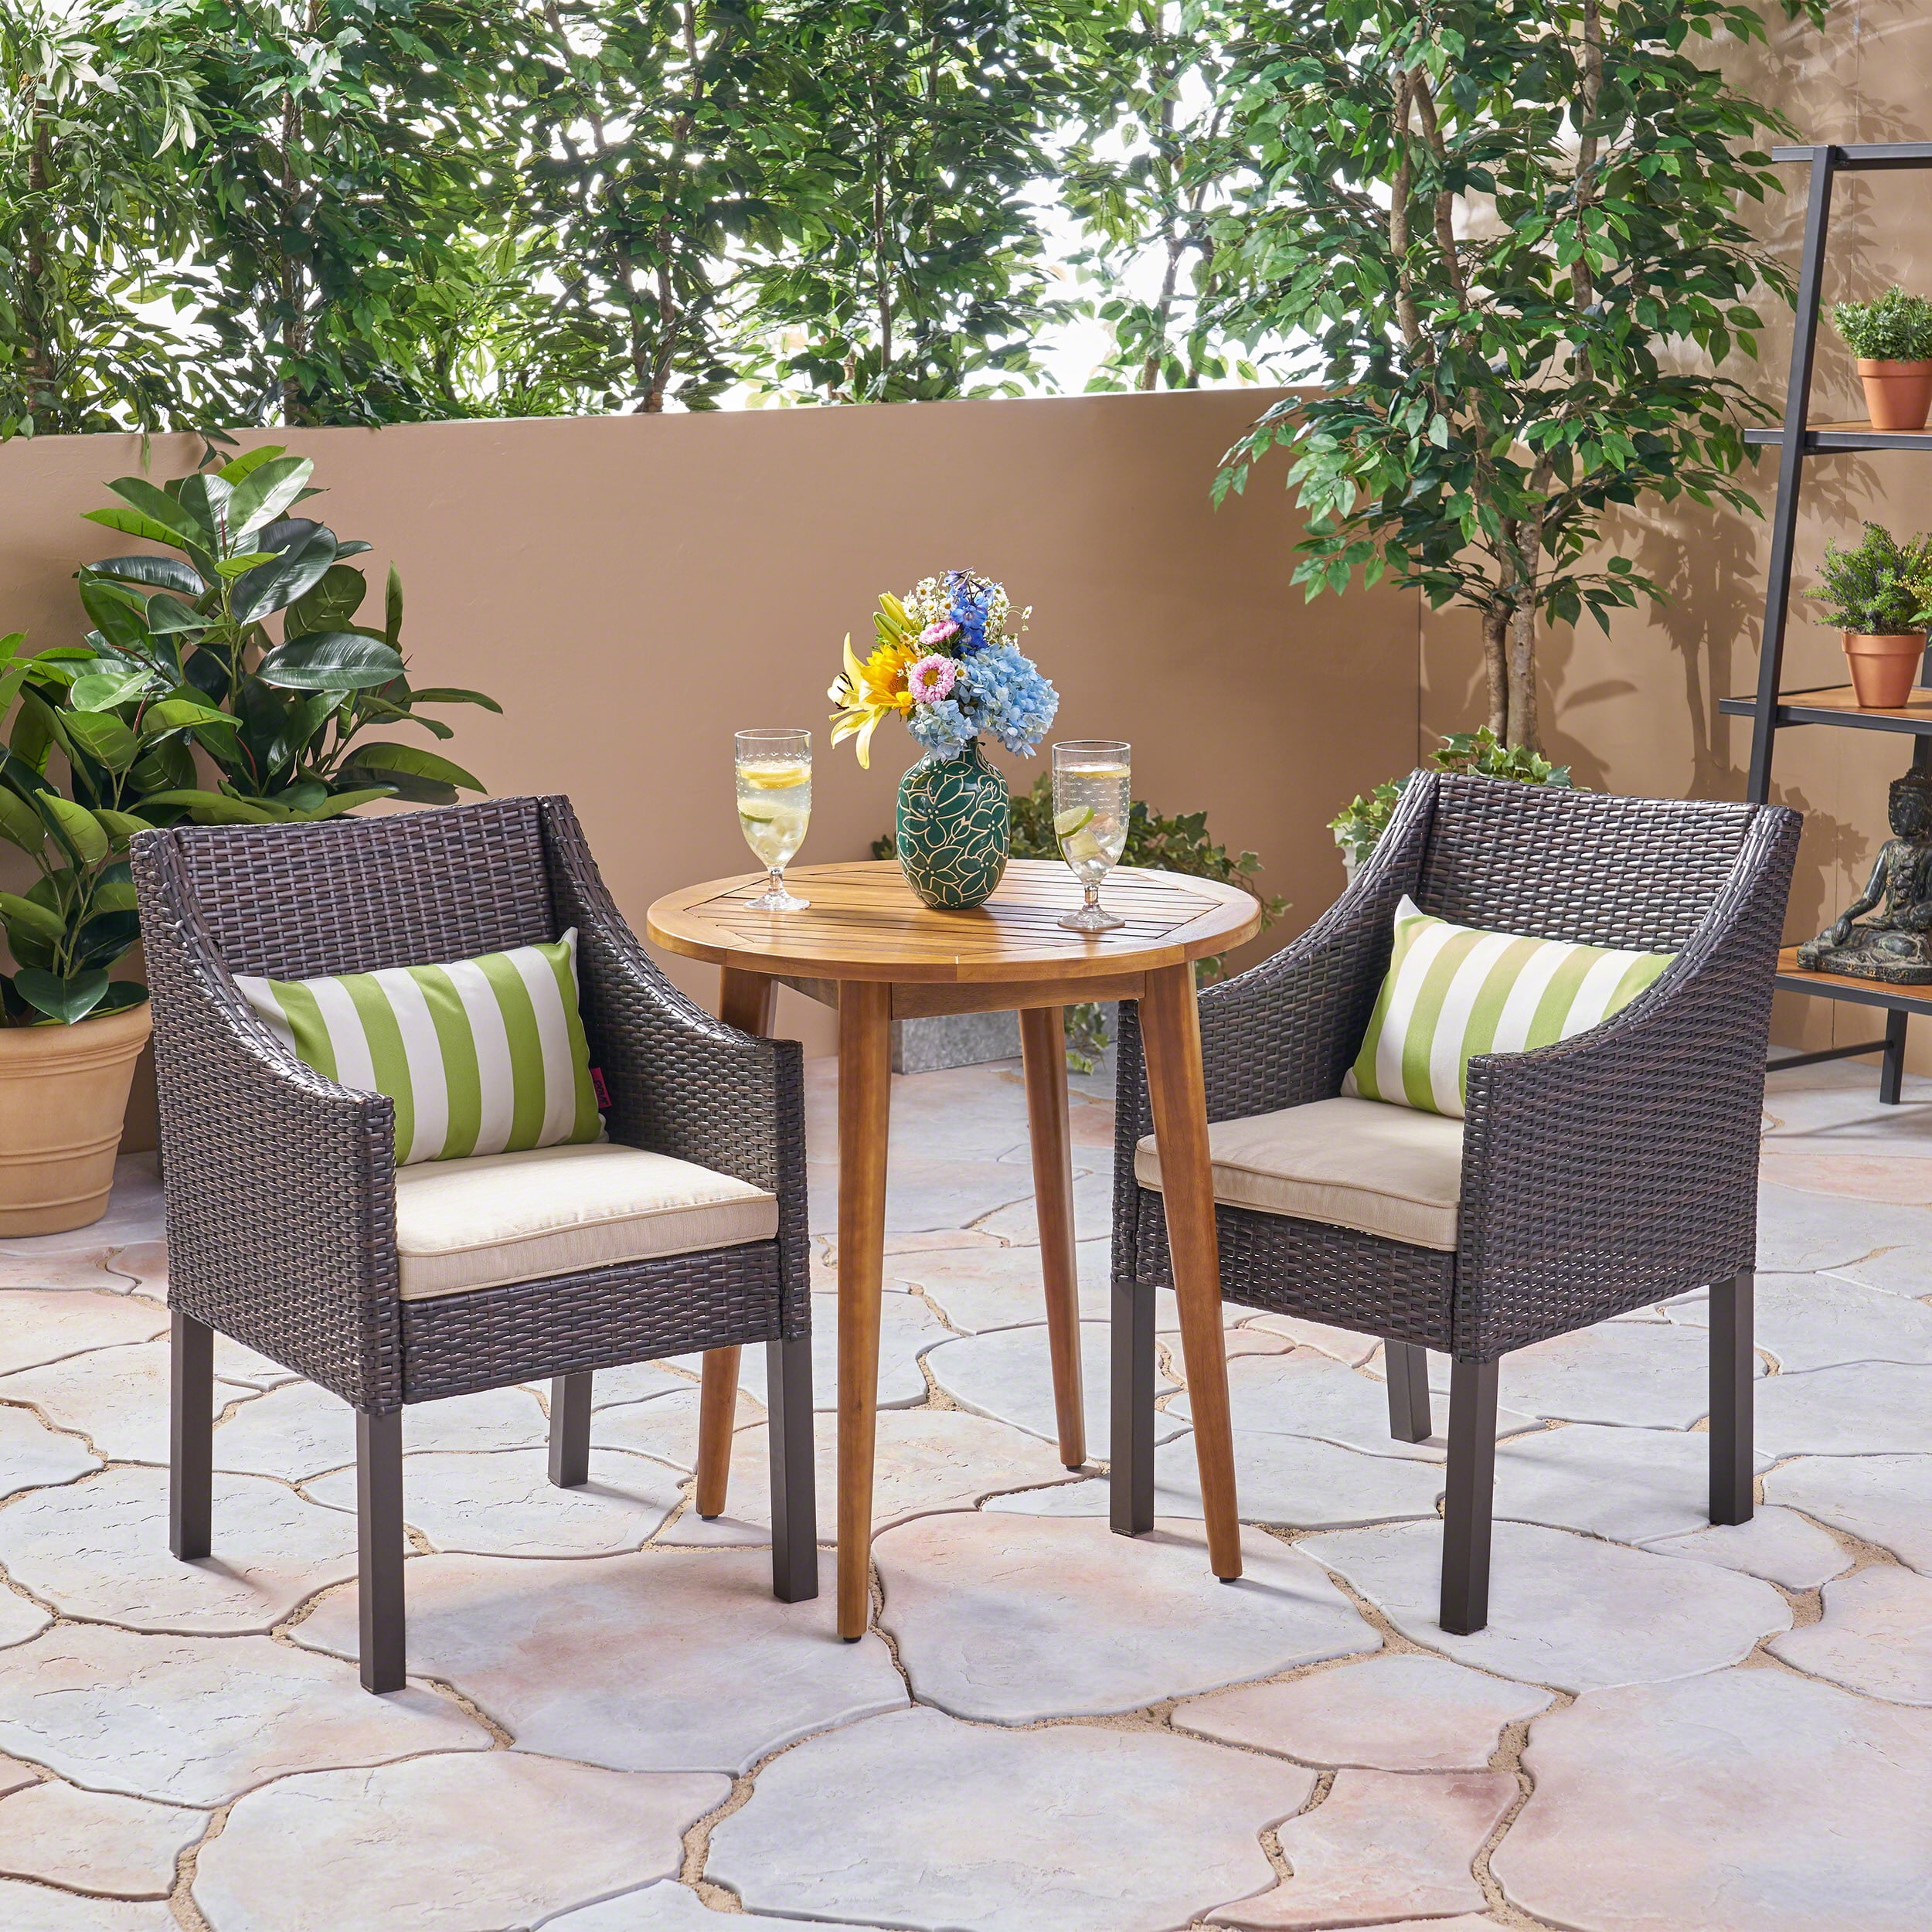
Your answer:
[0,389,1420,1138]
[1423,0,1932,1069]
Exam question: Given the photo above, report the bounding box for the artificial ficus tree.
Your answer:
[1209,0,1817,752]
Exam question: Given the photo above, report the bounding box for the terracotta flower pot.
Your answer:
[0,999,151,1236]
[1843,631,1927,710]
[1857,359,1932,432]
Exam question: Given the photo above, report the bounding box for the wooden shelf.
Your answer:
[1719,684,1932,736]
[1772,142,1932,169]
[1744,423,1932,453]
[1774,947,1932,1015]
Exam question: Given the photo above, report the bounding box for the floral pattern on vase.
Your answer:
[896,740,1010,910]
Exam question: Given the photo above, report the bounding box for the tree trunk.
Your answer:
[22,87,55,424]
[1481,608,1509,740]
[1506,601,1540,753]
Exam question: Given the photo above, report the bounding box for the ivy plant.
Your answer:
[76,445,498,822]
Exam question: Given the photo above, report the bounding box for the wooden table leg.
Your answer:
[836,978,893,1640]
[696,968,779,1517]
[1019,1005,1087,1469]
[1139,961,1241,1581]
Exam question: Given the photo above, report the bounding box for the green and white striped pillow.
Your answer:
[1349,896,1672,1119]
[236,931,603,1165]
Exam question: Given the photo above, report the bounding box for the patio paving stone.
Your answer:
[1755,1181,1932,1274]
[590,1386,753,1468]
[0,1466,356,1632]
[692,1291,957,1412]
[1172,1348,1537,1460]
[214,1378,550,1481]
[0,1883,177,1931]
[707,1704,1311,1932]
[565,1359,693,1409]
[1491,1421,1771,1544]
[1236,1312,1380,1366]
[1764,1455,1932,1570]
[0,1405,98,1502]
[0,1779,202,1898]
[889,1236,1114,1328]
[1643,1505,1853,1590]
[986,1425,1446,1528]
[209,1336,304,1390]
[1493,1668,1932,1929]
[1173,1652,1552,1770]
[290,1548,906,1773]
[923,1319,1182,1458]
[874,1514,1376,1721]
[192,1751,726,1932]
[0,1288,166,1373]
[543,1883,884,1929]
[0,1158,162,1259]
[1427,1321,1760,1430]
[970,1165,1117,1244]
[0,1624,488,1803]
[809,1155,1040,1237]
[1206,1767,1516,1928]
[658,1406,1081,1546]
[305,1448,684,1556]
[1662,1270,1932,1369]
[1753,1362,1932,1458]
[106,1238,167,1293]
[0,1592,48,1651]
[1770,1565,1932,1704]
[1302,1519,1790,1692]
[0,1340,246,1465]
[0,1250,137,1292]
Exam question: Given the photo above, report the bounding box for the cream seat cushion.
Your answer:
[1134,1094,1464,1253]
[392,1141,778,1301]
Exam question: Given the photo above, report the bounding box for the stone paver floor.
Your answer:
[0,1058,1927,1927]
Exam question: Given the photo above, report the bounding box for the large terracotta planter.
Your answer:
[1844,631,1927,710]
[1857,359,1932,432]
[0,1000,151,1236]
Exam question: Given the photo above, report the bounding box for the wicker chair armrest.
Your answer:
[131,832,403,1406]
[1454,803,1801,1355]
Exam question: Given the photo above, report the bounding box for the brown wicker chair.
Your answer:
[132,796,815,1692]
[1110,772,1800,1633]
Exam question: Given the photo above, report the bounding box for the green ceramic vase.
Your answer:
[895,738,1010,910]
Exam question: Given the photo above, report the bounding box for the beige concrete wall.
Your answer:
[1423,0,1932,1068]
[0,389,1420,1139]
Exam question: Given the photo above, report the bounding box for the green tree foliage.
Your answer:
[1208,0,1816,752]
[0,0,208,437]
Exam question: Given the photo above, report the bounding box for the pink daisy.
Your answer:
[907,654,957,703]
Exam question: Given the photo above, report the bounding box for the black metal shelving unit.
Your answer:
[1716,142,1932,1102]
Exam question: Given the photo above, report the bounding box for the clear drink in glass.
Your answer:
[736,728,811,911]
[1053,739,1130,931]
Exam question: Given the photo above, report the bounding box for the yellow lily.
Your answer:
[828,631,919,769]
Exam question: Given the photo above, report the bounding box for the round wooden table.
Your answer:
[648,858,1262,1639]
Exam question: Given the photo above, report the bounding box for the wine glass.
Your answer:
[1053,740,1130,931]
[736,729,812,911]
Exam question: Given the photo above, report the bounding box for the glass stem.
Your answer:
[1084,883,1100,910]
[769,866,784,898]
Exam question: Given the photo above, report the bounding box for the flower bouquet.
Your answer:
[831,571,1057,910]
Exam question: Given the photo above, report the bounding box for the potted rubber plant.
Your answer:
[1808,522,1932,711]
[0,634,162,1233]
[78,446,498,820]
[1832,287,1932,433]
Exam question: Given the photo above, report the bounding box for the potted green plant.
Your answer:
[0,634,161,1233]
[78,447,498,821]
[1832,287,1932,433]
[1331,730,1576,882]
[1807,522,1932,710]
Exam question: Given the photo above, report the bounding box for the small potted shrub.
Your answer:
[1808,522,1932,710]
[0,637,160,1234]
[1832,287,1932,432]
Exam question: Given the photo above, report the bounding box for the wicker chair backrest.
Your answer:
[158,796,558,980]
[1414,775,1757,953]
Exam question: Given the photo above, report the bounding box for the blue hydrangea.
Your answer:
[958,645,1058,757]
[907,698,978,758]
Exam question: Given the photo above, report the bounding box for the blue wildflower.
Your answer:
[957,645,1058,757]
[945,570,994,655]
[907,697,978,758]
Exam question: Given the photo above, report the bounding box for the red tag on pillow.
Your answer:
[590,1067,611,1111]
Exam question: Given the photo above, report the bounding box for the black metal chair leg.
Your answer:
[767,1335,818,1603]
[1709,1270,1756,1526]
[1384,1340,1433,1443]
[548,1372,593,1488]
[357,1410,406,1695]
[1880,1010,1909,1105]
[1440,1357,1498,1636]
[1109,1277,1157,1536]
[168,1312,213,1562]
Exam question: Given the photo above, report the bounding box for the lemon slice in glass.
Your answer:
[742,760,811,791]
[1053,805,1094,838]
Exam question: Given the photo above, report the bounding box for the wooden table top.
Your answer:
[646,859,1263,986]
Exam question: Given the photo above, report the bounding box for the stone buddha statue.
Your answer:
[1798,765,1932,984]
